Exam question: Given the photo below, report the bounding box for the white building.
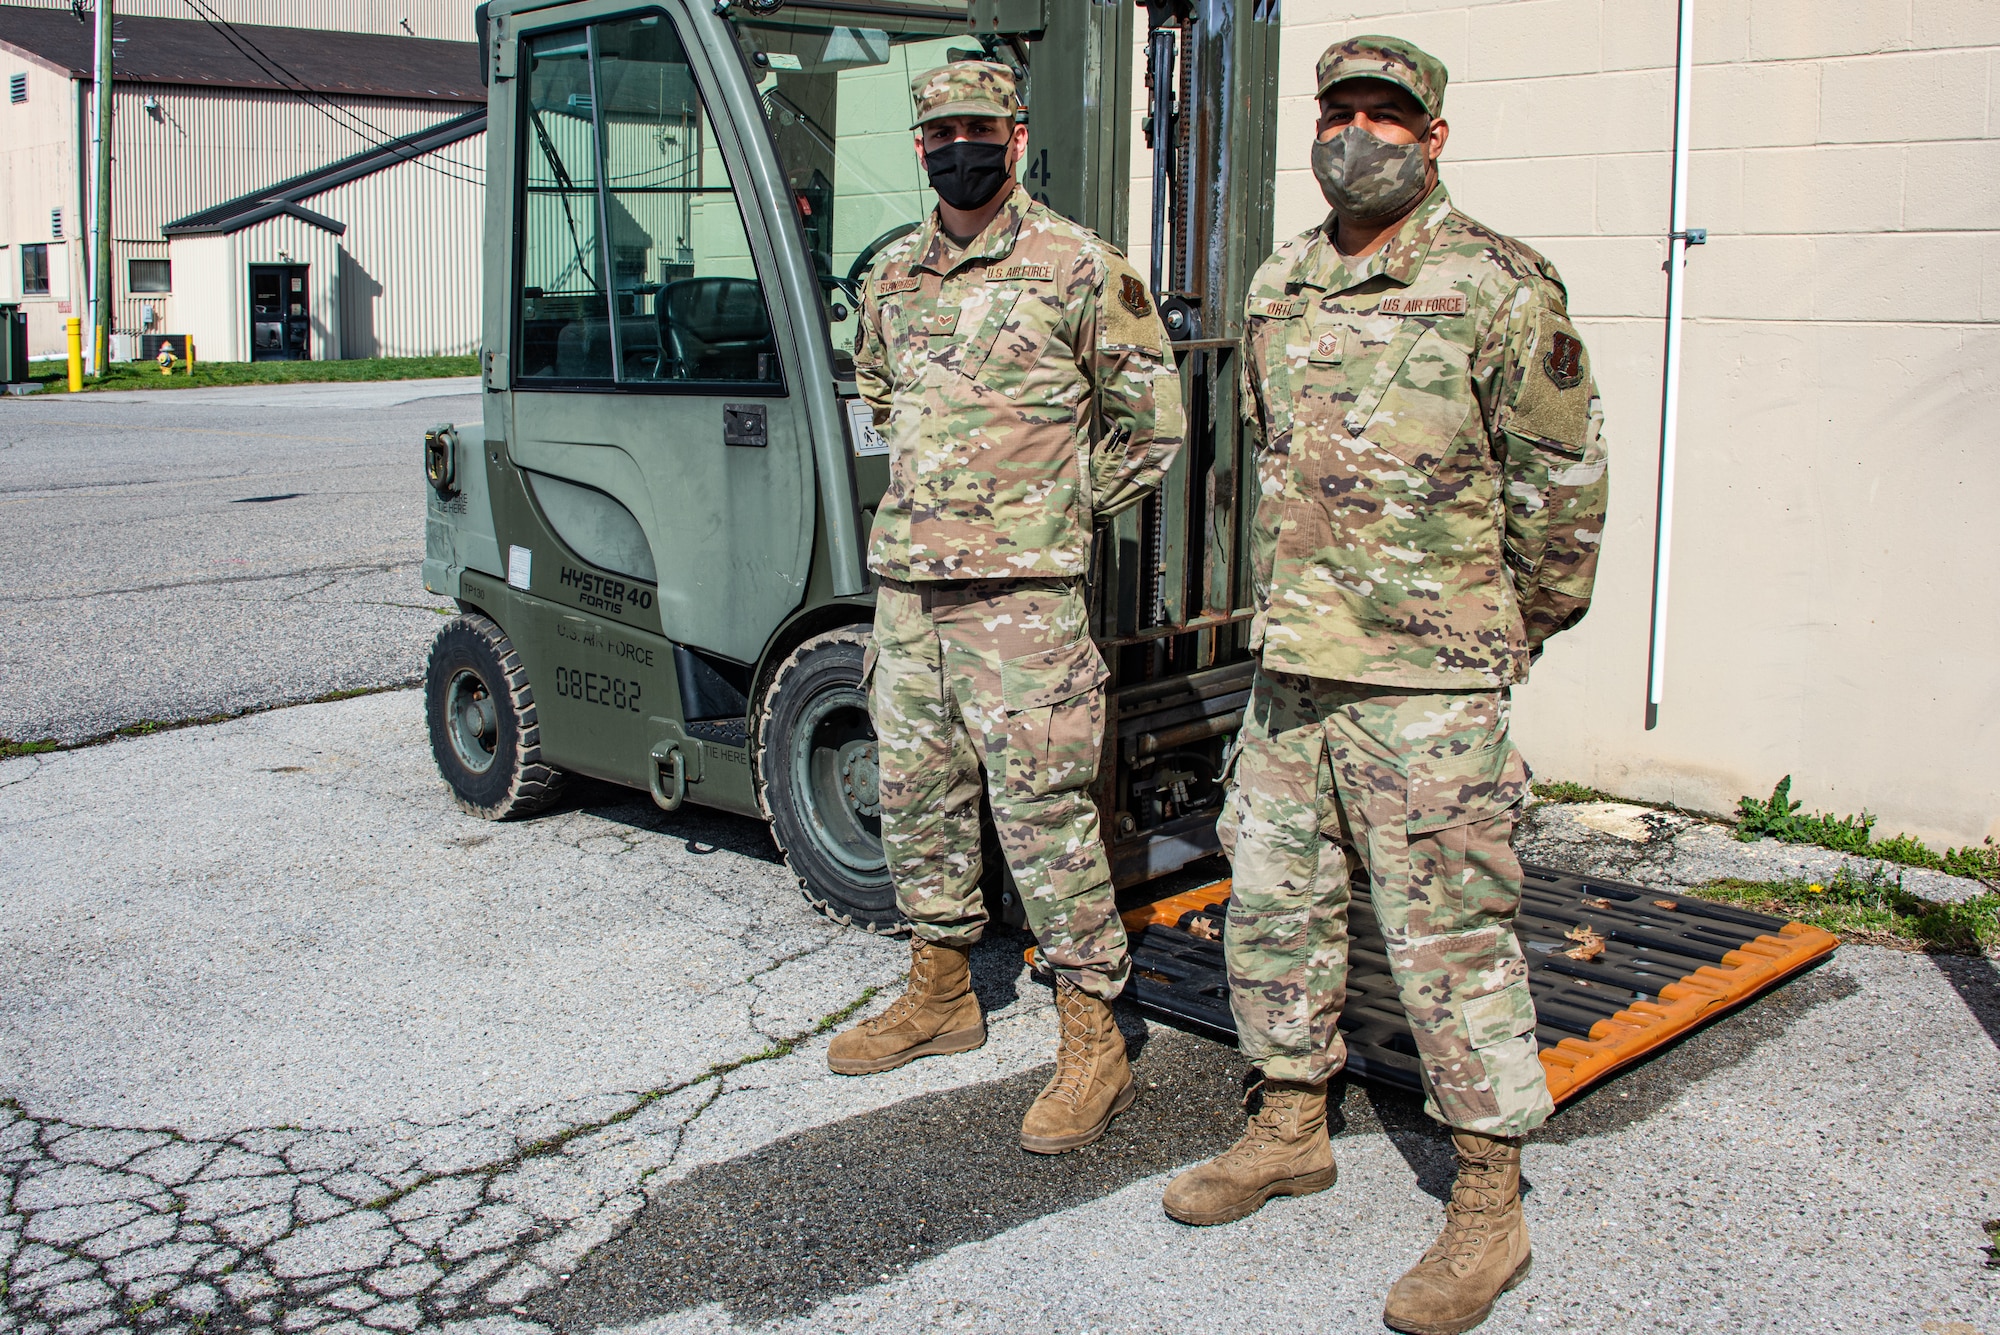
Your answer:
[163,110,484,361]
[0,0,481,356]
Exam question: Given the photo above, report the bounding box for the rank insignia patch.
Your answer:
[1119,273,1152,318]
[1543,330,1584,389]
[1309,329,1343,363]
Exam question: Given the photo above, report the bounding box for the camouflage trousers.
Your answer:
[1216,669,1553,1137]
[866,577,1128,999]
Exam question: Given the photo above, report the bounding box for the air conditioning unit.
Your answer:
[107,332,140,362]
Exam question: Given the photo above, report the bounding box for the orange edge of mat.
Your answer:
[1025,879,1842,1105]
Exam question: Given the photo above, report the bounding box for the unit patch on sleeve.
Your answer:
[1378,293,1468,316]
[1119,272,1153,318]
[1542,329,1585,389]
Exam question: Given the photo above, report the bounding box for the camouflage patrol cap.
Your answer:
[1315,35,1448,118]
[910,60,1024,129]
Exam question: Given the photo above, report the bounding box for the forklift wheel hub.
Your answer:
[444,670,499,775]
[837,740,881,818]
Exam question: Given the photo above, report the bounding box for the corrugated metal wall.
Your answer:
[104,81,472,239]
[306,132,484,358]
[5,0,475,42]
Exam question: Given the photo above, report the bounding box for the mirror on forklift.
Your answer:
[726,9,998,373]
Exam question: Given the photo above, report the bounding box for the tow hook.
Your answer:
[649,742,687,812]
[424,424,458,497]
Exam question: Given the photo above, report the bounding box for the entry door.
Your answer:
[499,4,814,667]
[249,264,309,360]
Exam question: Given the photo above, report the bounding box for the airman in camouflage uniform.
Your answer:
[826,61,1185,1156]
[1160,37,1608,1335]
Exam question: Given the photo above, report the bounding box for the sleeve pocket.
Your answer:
[859,641,879,696]
[1461,978,1537,1050]
[1407,739,1529,835]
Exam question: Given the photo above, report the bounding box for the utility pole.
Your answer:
[88,0,112,374]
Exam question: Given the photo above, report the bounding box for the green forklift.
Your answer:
[422,0,1833,1104]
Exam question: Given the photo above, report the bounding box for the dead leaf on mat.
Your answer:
[1564,923,1607,961]
[1580,895,1613,910]
[1652,899,1679,910]
[1185,915,1219,941]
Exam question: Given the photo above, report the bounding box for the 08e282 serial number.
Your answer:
[553,666,642,713]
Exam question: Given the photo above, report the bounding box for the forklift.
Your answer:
[422,0,1834,1106]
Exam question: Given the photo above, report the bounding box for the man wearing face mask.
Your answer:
[1159,36,1608,1335]
[827,61,1183,1156]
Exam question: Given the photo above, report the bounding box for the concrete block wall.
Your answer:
[1138,1,2000,846]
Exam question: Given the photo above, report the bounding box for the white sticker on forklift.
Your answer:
[508,545,532,590]
[847,398,888,456]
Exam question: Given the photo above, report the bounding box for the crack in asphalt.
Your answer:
[0,563,417,607]
[0,985,879,1335]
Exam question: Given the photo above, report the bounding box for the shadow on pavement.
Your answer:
[1929,950,2000,1052]
[528,1022,1247,1328]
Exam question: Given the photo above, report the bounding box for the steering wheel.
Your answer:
[846,223,922,288]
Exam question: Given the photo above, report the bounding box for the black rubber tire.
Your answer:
[426,613,566,820]
[754,627,903,934]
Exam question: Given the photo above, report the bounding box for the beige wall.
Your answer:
[3,0,474,42]
[1238,2,2000,847]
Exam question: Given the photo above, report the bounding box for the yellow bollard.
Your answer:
[65,318,83,392]
[186,339,196,376]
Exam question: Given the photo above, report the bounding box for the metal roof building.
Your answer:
[0,0,481,357]
[163,110,485,361]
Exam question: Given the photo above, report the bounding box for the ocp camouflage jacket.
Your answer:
[1241,183,1609,688]
[855,185,1185,582]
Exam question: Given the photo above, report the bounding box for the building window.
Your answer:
[22,243,50,295]
[129,258,170,292]
[51,208,62,240]
[9,73,24,104]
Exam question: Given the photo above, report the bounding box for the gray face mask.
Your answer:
[1311,123,1431,221]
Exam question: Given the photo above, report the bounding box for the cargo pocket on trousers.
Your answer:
[1406,738,1529,836]
[999,635,1110,798]
[1458,976,1547,1118]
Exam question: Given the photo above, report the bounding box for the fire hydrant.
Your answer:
[156,341,179,375]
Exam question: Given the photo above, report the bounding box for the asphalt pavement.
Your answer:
[0,377,477,744]
[2,380,1996,1335]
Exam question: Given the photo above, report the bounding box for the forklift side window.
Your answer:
[517,13,779,388]
[730,16,970,374]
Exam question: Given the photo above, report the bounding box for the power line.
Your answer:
[174,0,485,188]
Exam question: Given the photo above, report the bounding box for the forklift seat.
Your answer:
[658,277,777,382]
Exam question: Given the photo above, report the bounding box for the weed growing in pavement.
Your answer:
[1699,866,2000,954]
[1983,1219,2000,1269]
[0,737,61,760]
[1530,779,1621,804]
[0,681,420,760]
[1735,776,2000,886]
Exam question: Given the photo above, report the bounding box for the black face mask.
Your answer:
[924,139,1012,211]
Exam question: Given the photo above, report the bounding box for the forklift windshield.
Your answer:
[727,7,990,372]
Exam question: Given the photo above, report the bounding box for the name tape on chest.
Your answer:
[986,263,1053,283]
[875,276,922,296]
[1378,293,1468,317]
[1248,296,1308,320]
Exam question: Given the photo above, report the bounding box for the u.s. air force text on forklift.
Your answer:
[418,0,1833,1099]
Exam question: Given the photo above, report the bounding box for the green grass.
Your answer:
[1530,779,1622,805]
[1698,867,2000,954]
[29,353,478,393]
[1984,1219,2000,1269]
[0,681,418,761]
[1735,775,2000,886]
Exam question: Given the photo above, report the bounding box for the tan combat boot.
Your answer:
[826,938,985,1075]
[1382,1131,1533,1335]
[1161,1078,1336,1225]
[1018,976,1136,1153]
